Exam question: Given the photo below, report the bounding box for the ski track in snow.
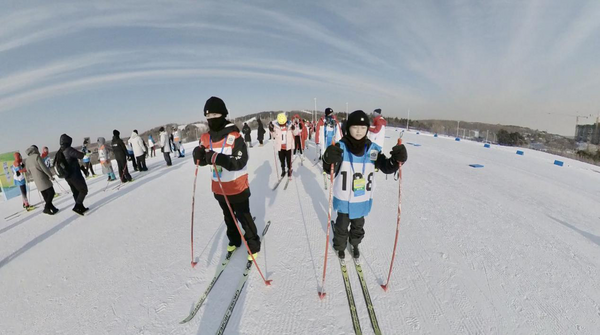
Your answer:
[2,129,600,334]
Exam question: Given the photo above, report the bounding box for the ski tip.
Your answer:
[381,284,388,292]
[318,292,326,299]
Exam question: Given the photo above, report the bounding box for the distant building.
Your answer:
[575,124,600,144]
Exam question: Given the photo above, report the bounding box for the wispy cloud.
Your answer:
[1,0,600,152]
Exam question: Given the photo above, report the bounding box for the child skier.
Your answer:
[273,113,295,179]
[192,96,261,260]
[82,139,96,178]
[322,110,408,259]
[12,152,32,209]
[97,137,117,181]
[316,108,343,159]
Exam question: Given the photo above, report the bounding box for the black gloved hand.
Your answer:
[192,146,206,165]
[323,143,343,164]
[390,144,408,164]
[205,150,217,165]
[16,171,21,177]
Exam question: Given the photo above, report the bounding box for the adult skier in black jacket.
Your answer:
[111,129,133,183]
[59,134,89,215]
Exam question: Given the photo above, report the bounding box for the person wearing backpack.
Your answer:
[111,130,133,182]
[59,134,89,215]
[25,145,59,215]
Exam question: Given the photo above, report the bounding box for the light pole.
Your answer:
[407,109,410,131]
[456,121,460,138]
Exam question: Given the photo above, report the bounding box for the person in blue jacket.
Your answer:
[322,110,407,259]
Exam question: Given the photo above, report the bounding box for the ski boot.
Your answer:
[352,245,360,259]
[338,250,345,259]
[248,252,259,261]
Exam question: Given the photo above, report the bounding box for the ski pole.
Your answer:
[272,141,280,178]
[381,137,404,291]
[190,159,200,267]
[212,157,272,286]
[318,138,336,299]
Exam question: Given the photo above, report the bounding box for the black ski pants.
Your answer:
[66,175,88,206]
[163,152,172,166]
[218,199,261,254]
[293,136,303,155]
[129,154,138,171]
[278,149,292,175]
[116,158,132,182]
[136,155,148,171]
[333,213,365,251]
[40,187,56,211]
[85,162,95,175]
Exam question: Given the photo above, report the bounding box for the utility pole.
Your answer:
[456,121,460,138]
[486,130,489,143]
[407,109,410,131]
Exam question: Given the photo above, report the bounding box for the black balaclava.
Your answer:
[344,110,370,156]
[204,96,229,132]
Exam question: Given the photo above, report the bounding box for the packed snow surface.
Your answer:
[2,129,600,334]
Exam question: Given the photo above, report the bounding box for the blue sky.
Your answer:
[2,0,600,153]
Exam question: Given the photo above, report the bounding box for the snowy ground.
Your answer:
[2,128,600,334]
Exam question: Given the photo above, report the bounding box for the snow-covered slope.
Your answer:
[2,129,600,334]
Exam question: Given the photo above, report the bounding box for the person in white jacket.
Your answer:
[159,127,172,166]
[129,130,148,171]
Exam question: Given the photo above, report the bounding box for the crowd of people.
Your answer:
[11,127,186,216]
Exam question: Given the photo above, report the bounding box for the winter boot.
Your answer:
[280,170,286,178]
[352,245,360,259]
[72,205,85,216]
[43,208,55,215]
[50,206,59,214]
[338,250,345,259]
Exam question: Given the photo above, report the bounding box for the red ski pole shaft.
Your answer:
[190,159,200,267]
[319,137,336,299]
[212,159,272,286]
[382,138,403,291]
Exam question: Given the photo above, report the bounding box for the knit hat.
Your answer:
[345,110,370,133]
[325,107,334,116]
[204,96,228,117]
[113,129,120,137]
[373,108,382,117]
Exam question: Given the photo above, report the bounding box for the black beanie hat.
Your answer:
[345,110,370,132]
[204,96,228,117]
[113,129,120,137]
[325,107,334,116]
[373,108,382,116]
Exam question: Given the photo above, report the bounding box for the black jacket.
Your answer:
[200,124,251,203]
[242,124,251,142]
[111,135,129,161]
[257,120,266,141]
[60,134,85,180]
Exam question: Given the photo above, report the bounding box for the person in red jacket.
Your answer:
[368,108,387,148]
[193,96,260,260]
